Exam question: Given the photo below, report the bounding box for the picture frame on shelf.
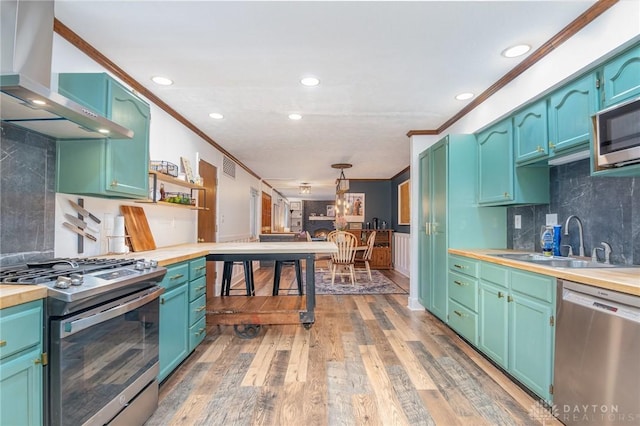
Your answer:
[326,205,335,217]
[349,222,362,230]
[344,193,365,223]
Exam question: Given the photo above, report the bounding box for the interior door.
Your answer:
[197,160,217,312]
[261,192,272,233]
[418,149,432,308]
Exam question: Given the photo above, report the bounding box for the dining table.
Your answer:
[205,241,337,337]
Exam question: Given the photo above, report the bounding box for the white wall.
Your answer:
[408,2,640,310]
[51,35,264,257]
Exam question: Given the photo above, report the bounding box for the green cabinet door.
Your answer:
[418,148,432,309]
[430,141,448,321]
[57,73,150,198]
[548,73,597,155]
[477,120,514,204]
[601,44,640,108]
[158,283,189,382]
[514,100,549,164]
[478,281,508,368]
[509,292,554,401]
[0,346,43,426]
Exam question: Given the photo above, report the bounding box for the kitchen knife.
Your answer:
[63,222,98,242]
[68,200,101,224]
[64,213,100,233]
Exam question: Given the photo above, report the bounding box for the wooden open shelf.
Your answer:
[148,170,204,189]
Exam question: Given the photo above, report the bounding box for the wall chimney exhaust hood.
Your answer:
[0,0,133,140]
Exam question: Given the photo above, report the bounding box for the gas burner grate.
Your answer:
[0,258,142,284]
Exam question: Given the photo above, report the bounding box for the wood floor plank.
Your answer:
[359,344,411,426]
[353,295,376,320]
[242,327,279,386]
[274,382,305,426]
[250,386,279,426]
[327,361,356,425]
[368,301,395,330]
[364,319,401,366]
[351,393,382,426]
[274,324,297,351]
[284,325,310,383]
[383,330,437,390]
[386,364,436,426]
[419,389,464,426]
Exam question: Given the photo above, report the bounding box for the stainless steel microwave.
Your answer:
[595,96,640,168]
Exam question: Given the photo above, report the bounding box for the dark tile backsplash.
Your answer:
[508,159,638,265]
[0,123,56,266]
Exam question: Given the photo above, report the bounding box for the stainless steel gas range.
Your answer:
[0,258,167,426]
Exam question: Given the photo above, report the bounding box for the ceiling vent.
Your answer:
[223,156,236,179]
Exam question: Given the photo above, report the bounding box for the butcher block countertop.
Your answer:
[449,248,640,296]
[0,285,48,310]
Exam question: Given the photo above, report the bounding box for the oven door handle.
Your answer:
[62,286,164,337]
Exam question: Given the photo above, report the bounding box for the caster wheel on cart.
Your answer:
[303,323,313,330]
[234,324,261,339]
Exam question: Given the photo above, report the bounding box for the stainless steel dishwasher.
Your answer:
[554,280,640,426]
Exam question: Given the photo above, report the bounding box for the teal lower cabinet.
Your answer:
[477,262,556,402]
[158,263,190,382]
[447,255,480,345]
[158,257,207,382]
[0,300,44,426]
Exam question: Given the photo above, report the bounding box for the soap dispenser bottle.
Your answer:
[540,226,554,257]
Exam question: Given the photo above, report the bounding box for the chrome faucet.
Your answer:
[563,215,585,257]
[592,242,612,264]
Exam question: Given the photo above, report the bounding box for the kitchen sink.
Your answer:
[492,253,620,268]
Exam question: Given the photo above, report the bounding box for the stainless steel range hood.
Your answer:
[0,0,133,140]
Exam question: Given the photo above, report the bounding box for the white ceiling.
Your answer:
[54,0,597,200]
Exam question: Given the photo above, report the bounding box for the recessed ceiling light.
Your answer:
[288,113,302,120]
[300,77,320,87]
[151,76,173,86]
[455,92,474,101]
[501,44,531,58]
[31,99,46,105]
[209,112,224,119]
[98,129,110,134]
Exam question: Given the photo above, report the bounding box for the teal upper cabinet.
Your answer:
[514,100,549,164]
[477,120,549,206]
[478,119,514,204]
[56,73,150,199]
[547,73,597,155]
[601,44,640,108]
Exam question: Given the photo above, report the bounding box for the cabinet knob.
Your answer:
[498,291,504,298]
[507,295,514,303]
[453,310,465,318]
[503,192,511,198]
[110,179,118,187]
[0,340,6,347]
[197,238,205,243]
[536,145,544,153]
[549,142,556,149]
[454,280,468,286]
[160,297,165,305]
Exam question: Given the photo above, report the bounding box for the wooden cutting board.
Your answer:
[119,206,156,252]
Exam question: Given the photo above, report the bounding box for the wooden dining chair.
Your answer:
[354,231,376,281]
[327,231,358,285]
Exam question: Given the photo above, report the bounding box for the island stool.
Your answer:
[221,261,255,296]
[272,260,303,295]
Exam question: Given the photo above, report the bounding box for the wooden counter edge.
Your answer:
[0,285,48,310]
[449,248,640,296]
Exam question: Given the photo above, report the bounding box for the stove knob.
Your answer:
[69,273,83,286]
[55,276,72,289]
[143,261,151,269]
[135,261,145,271]
[150,260,158,268]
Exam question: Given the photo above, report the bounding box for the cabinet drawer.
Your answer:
[189,276,207,302]
[448,271,478,312]
[0,301,42,360]
[510,270,555,303]
[480,262,509,288]
[189,315,206,352]
[160,263,189,290]
[449,255,478,278]
[448,300,478,345]
[189,257,206,281]
[189,294,206,325]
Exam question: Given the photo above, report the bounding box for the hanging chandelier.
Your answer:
[331,163,352,218]
[299,183,311,194]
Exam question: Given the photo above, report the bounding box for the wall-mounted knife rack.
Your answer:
[76,198,85,253]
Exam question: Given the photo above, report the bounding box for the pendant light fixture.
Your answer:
[332,163,352,218]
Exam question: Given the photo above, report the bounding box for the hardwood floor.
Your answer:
[148,266,560,426]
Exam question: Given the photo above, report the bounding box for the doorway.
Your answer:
[261,192,272,233]
[197,160,217,312]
